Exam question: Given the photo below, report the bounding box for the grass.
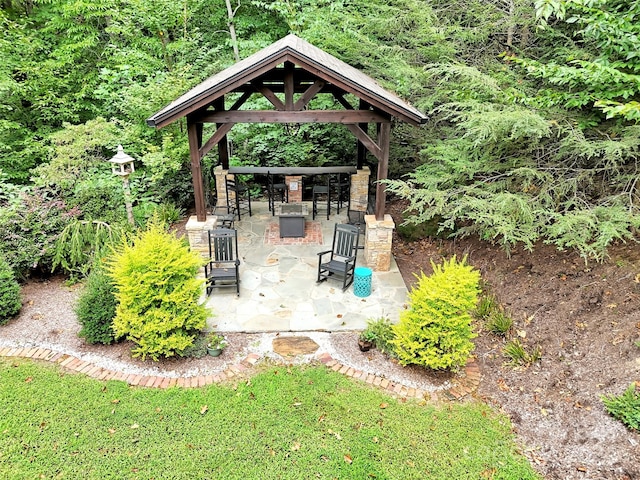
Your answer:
[0,359,539,479]
[503,339,542,367]
[486,310,514,336]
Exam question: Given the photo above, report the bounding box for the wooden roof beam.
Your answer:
[198,123,235,158]
[251,81,285,110]
[344,124,382,160]
[293,80,326,110]
[198,109,389,124]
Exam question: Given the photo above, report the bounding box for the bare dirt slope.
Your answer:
[388,199,640,480]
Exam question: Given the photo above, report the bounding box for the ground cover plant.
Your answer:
[0,359,538,479]
[602,383,640,432]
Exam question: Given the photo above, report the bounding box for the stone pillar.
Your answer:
[185,215,218,259]
[364,214,395,271]
[285,175,303,203]
[214,165,229,207]
[350,166,370,212]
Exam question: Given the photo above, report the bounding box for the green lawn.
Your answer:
[0,359,538,479]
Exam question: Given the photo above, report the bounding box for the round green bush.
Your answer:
[75,265,117,344]
[106,220,209,360]
[0,255,22,324]
[391,256,480,370]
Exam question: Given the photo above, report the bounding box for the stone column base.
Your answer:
[213,166,229,207]
[350,166,370,212]
[364,214,395,271]
[185,215,217,259]
[286,175,303,203]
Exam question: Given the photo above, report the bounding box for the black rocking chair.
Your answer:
[317,223,360,291]
[205,228,240,296]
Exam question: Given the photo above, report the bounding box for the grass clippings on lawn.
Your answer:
[0,359,538,480]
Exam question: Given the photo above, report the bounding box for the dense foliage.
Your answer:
[0,185,80,278]
[0,255,21,324]
[391,256,480,370]
[52,220,128,279]
[106,220,208,360]
[75,264,118,344]
[1,0,638,266]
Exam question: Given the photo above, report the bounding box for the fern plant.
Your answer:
[391,256,480,370]
[106,220,209,360]
[602,383,640,432]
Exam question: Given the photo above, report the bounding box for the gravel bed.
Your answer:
[0,277,449,393]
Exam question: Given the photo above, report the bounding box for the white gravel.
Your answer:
[0,277,450,392]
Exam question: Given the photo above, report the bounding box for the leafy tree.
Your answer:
[513,0,640,122]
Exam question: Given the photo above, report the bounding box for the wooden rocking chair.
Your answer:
[317,223,360,291]
[205,228,240,296]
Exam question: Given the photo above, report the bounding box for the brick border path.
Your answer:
[0,346,480,401]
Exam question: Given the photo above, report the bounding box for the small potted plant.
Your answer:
[206,333,227,357]
[358,330,377,352]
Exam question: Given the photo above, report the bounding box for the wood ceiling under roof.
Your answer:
[147,34,427,221]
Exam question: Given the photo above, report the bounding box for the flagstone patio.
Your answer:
[203,202,408,333]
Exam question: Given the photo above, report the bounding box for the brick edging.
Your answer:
[0,346,480,399]
[0,346,261,389]
[317,352,481,402]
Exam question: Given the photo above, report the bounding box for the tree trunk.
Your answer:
[225,0,240,62]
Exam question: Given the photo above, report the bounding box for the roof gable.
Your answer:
[147,34,427,128]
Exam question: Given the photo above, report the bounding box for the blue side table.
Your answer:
[353,267,372,297]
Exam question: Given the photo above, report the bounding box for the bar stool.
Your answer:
[312,175,331,220]
[267,171,288,216]
[225,176,252,220]
[330,172,350,214]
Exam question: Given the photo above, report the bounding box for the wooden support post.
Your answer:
[187,120,207,222]
[284,61,294,110]
[375,122,390,221]
[357,99,370,169]
[214,97,230,170]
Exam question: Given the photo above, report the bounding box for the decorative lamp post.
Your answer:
[109,145,136,226]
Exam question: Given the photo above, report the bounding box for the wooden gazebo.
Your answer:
[147,34,427,224]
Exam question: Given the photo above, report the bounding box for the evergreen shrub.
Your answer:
[0,255,21,324]
[391,256,480,370]
[0,187,80,278]
[75,265,118,344]
[107,220,208,360]
[602,383,640,432]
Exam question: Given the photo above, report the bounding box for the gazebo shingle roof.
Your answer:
[147,34,427,128]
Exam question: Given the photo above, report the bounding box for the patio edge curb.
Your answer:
[0,347,480,400]
[317,353,481,402]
